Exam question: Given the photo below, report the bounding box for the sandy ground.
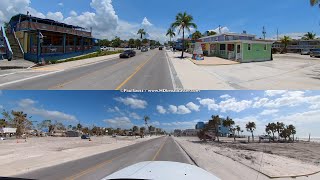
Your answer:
[175,137,320,180]
[0,135,161,176]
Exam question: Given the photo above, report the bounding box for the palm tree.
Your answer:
[137,29,146,40]
[222,116,235,137]
[205,31,217,36]
[77,123,82,131]
[166,28,176,46]
[143,116,150,134]
[246,122,256,142]
[276,122,285,140]
[266,122,277,141]
[209,115,221,142]
[171,12,197,58]
[236,125,241,137]
[192,30,203,40]
[287,124,296,141]
[280,36,291,53]
[140,127,145,138]
[303,32,316,40]
[0,119,7,137]
[310,0,319,6]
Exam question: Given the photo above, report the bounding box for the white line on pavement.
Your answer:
[165,51,176,89]
[0,70,65,88]
[0,72,18,77]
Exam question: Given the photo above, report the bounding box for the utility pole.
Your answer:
[262,26,266,40]
[277,28,279,41]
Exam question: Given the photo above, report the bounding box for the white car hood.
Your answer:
[102,161,220,180]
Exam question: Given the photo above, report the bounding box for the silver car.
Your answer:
[310,49,320,57]
[301,49,310,55]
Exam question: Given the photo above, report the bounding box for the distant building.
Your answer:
[195,122,205,129]
[182,129,199,136]
[272,39,320,53]
[174,129,182,136]
[65,130,80,137]
[0,128,17,137]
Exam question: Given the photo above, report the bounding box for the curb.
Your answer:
[174,138,199,167]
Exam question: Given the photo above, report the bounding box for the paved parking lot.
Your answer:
[198,53,320,89]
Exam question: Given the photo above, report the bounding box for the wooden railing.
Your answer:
[16,21,92,37]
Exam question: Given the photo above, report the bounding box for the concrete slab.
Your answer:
[0,59,35,70]
[190,56,239,66]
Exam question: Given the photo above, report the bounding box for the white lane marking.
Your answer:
[0,72,18,77]
[0,70,65,88]
[165,51,176,89]
[0,56,120,88]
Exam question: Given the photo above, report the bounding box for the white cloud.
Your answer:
[168,105,191,115]
[252,98,269,108]
[107,106,120,113]
[17,99,77,122]
[220,94,231,99]
[156,105,167,114]
[114,97,147,109]
[47,11,64,22]
[186,102,200,112]
[129,112,141,120]
[0,0,45,25]
[0,105,3,109]
[168,105,178,114]
[103,116,133,129]
[198,98,219,111]
[69,10,78,17]
[198,97,251,113]
[58,2,63,6]
[265,90,287,97]
[260,109,279,116]
[142,17,152,26]
[207,26,230,34]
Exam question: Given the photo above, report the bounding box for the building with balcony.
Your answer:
[195,33,274,63]
[272,39,320,53]
[6,14,99,62]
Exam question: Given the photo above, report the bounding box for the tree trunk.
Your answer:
[293,134,295,142]
[251,132,254,142]
[272,132,275,141]
[181,28,185,58]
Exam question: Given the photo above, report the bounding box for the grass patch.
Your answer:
[55,50,124,64]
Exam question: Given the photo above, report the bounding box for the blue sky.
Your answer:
[0,90,320,137]
[1,0,320,41]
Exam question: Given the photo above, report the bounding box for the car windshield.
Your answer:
[124,50,132,53]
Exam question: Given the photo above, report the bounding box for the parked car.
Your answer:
[141,47,148,52]
[150,46,155,50]
[301,49,310,55]
[81,135,90,139]
[100,46,108,51]
[0,137,5,140]
[159,46,163,50]
[310,49,320,57]
[119,50,136,58]
[112,134,117,138]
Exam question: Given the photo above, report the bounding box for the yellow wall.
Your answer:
[14,31,28,52]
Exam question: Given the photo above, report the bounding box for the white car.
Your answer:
[100,46,108,51]
[0,137,5,140]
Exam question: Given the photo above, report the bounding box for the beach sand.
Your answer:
[0,136,160,176]
[175,137,320,180]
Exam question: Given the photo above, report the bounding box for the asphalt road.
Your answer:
[0,50,175,90]
[12,136,192,180]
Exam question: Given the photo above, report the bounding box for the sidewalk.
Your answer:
[32,53,121,72]
[166,50,233,90]
[0,59,35,70]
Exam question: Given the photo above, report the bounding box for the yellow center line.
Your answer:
[48,59,129,90]
[152,137,167,161]
[115,51,159,90]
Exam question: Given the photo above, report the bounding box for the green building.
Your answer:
[197,33,274,63]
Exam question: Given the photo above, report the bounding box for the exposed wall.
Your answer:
[242,43,272,62]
